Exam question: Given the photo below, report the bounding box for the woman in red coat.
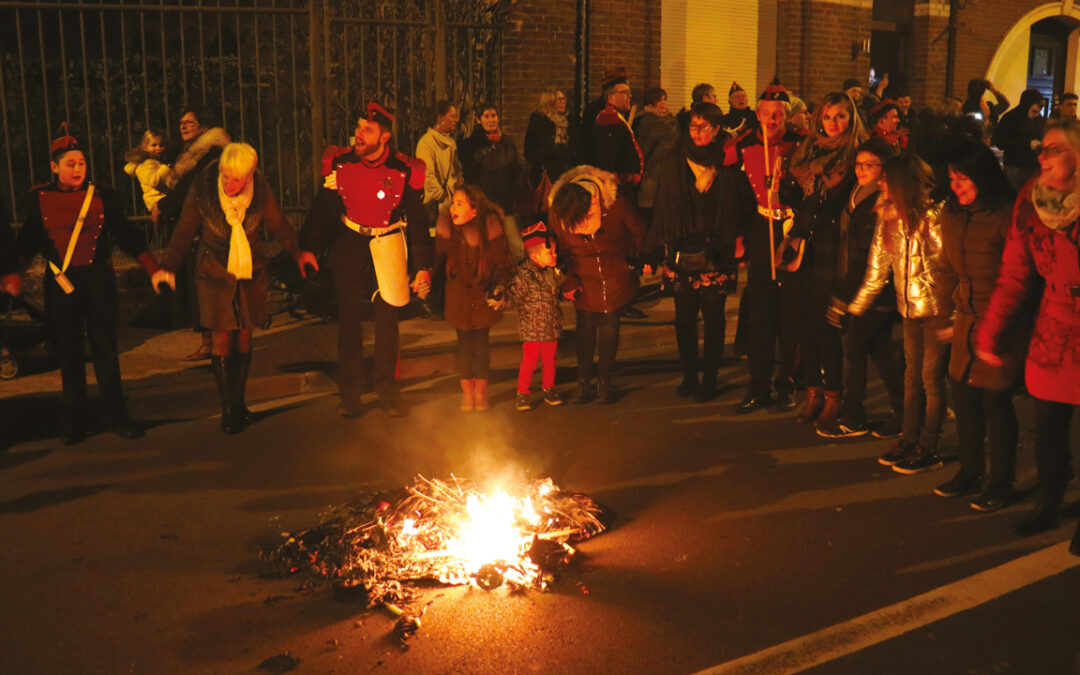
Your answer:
[976,119,1080,551]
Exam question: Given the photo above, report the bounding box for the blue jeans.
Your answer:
[901,315,950,451]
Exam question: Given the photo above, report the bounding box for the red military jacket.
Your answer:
[723,127,802,210]
[19,180,151,275]
[301,145,434,272]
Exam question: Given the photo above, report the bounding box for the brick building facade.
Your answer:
[500,0,1080,137]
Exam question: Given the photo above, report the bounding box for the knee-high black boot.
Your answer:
[211,355,240,434]
[230,351,252,426]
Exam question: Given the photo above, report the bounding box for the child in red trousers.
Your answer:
[496,221,565,411]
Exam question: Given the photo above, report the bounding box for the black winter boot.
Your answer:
[230,350,253,427]
[211,355,241,434]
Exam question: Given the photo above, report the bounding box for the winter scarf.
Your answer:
[653,133,724,241]
[790,131,859,195]
[1032,178,1080,231]
[545,111,570,145]
[218,174,254,279]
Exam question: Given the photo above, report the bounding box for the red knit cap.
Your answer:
[758,76,790,103]
[521,220,553,250]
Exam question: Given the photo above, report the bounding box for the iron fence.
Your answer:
[0,0,505,242]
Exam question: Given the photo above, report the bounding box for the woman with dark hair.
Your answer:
[153,104,231,359]
[931,140,1021,509]
[434,184,514,411]
[523,87,582,212]
[844,152,957,474]
[548,165,645,404]
[783,91,868,428]
[977,119,1080,547]
[459,103,525,261]
[818,137,904,440]
[650,102,753,400]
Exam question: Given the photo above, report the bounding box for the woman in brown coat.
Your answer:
[153,143,317,433]
[548,165,645,404]
[435,185,514,411]
[935,141,1020,511]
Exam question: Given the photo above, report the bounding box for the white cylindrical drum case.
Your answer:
[369,227,411,307]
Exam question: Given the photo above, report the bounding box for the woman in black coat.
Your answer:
[650,102,752,401]
[460,103,526,261]
[524,87,583,210]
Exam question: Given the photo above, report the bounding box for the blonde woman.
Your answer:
[153,143,317,433]
[524,87,582,209]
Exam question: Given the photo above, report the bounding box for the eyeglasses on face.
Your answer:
[689,124,714,133]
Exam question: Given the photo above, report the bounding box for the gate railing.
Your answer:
[0,0,505,239]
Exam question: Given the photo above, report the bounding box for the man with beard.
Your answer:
[725,77,804,413]
[302,102,434,418]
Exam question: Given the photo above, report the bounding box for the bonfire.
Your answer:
[263,475,609,610]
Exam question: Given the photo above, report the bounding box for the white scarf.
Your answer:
[218,174,255,280]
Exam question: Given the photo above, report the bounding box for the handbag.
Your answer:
[672,233,715,274]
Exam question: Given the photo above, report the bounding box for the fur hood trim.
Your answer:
[547,165,618,210]
[166,127,230,189]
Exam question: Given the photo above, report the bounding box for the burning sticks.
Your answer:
[262,475,610,609]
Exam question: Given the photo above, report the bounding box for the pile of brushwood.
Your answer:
[262,475,611,608]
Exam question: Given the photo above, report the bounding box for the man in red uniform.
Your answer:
[15,127,159,443]
[302,102,433,418]
[726,78,805,414]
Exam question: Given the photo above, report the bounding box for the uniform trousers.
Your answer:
[46,265,128,430]
[330,234,400,408]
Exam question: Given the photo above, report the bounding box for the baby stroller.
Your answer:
[265,249,338,327]
[0,292,48,380]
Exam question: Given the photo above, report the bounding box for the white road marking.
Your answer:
[692,541,1080,675]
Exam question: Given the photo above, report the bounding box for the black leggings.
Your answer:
[456,328,490,379]
[1033,399,1076,506]
[841,310,904,424]
[575,309,620,383]
[673,285,726,379]
[951,380,1018,487]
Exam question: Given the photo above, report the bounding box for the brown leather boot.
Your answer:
[473,379,489,411]
[796,386,825,424]
[815,390,843,429]
[460,379,475,411]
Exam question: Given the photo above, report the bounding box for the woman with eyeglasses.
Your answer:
[817,137,904,440]
[977,120,1080,551]
[524,87,583,214]
[843,152,957,475]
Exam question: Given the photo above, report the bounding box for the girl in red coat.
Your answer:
[977,119,1080,552]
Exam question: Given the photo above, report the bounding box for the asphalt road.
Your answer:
[3,348,1079,674]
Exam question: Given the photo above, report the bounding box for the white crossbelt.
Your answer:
[341,214,404,237]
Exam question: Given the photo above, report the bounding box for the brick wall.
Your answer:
[501,0,661,139]
[776,0,872,108]
[950,0,1045,101]
[909,3,949,107]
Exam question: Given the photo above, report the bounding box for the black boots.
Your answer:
[211,354,250,434]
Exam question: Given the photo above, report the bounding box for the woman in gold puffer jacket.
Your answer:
[846,152,957,475]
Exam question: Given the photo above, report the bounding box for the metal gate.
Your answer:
[319,0,505,160]
[0,0,505,233]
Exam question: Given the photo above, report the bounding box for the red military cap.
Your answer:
[50,122,80,156]
[366,101,395,131]
[601,67,629,89]
[729,81,745,96]
[759,76,790,103]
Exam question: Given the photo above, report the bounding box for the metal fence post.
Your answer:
[434,0,446,101]
[309,0,326,186]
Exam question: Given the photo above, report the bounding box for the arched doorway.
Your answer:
[986,4,1080,111]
